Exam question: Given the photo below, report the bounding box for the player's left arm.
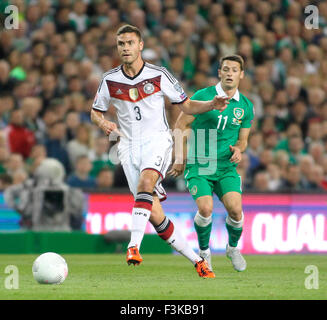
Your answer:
[160,68,228,114]
[178,96,229,115]
[229,128,251,164]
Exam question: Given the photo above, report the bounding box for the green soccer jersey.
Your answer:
[187,83,254,171]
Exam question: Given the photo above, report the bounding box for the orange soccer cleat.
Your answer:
[126,245,143,266]
[195,259,216,278]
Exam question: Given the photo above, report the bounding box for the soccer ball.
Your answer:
[32,252,68,284]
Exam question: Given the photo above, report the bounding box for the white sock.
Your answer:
[194,211,212,227]
[128,192,153,249]
[155,217,201,265]
[226,211,244,229]
[199,248,211,255]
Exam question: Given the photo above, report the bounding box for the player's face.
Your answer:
[218,60,244,91]
[117,32,144,65]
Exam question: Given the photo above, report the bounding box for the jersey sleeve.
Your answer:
[160,68,188,104]
[189,89,207,118]
[241,99,254,128]
[92,76,111,112]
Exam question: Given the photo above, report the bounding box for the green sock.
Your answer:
[225,223,243,247]
[194,221,212,250]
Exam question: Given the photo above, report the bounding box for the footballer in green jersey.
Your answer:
[169,55,254,273]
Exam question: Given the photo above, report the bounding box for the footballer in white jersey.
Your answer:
[90,24,227,277]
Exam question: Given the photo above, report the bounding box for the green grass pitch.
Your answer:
[0,254,326,300]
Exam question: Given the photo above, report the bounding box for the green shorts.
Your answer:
[184,165,242,200]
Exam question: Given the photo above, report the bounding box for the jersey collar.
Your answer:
[215,82,240,101]
[121,61,145,80]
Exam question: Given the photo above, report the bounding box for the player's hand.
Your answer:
[211,96,229,112]
[99,119,122,137]
[168,161,185,177]
[229,145,242,163]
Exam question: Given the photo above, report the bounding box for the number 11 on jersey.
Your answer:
[217,115,228,130]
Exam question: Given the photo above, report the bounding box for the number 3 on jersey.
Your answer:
[134,106,142,121]
[217,114,228,130]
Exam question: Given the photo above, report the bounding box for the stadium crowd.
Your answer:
[0,0,327,193]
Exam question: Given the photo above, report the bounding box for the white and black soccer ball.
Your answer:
[32,252,68,284]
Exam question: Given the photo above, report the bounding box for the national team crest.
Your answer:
[233,108,244,119]
[129,88,139,101]
[143,83,154,94]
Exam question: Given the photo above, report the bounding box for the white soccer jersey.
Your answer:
[92,62,188,140]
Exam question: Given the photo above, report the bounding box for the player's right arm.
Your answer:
[168,112,195,177]
[90,109,119,136]
[90,75,121,136]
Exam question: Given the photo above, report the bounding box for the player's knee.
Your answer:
[198,203,213,218]
[227,206,243,221]
[137,177,155,193]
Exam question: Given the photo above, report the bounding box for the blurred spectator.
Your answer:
[66,155,96,188]
[246,131,263,172]
[299,154,315,189]
[288,99,310,136]
[163,7,180,32]
[55,7,76,34]
[253,171,270,192]
[274,123,303,153]
[96,167,115,189]
[306,164,325,191]
[307,87,325,117]
[217,27,237,57]
[273,150,290,179]
[21,97,45,143]
[4,109,36,159]
[0,92,15,129]
[0,173,12,191]
[308,142,325,167]
[26,144,47,175]
[272,47,292,88]
[276,19,305,59]
[69,0,90,34]
[238,76,263,119]
[39,73,62,111]
[4,153,25,177]
[304,119,323,149]
[0,146,9,174]
[89,136,115,178]
[287,135,306,164]
[304,45,322,75]
[281,164,306,192]
[285,76,305,105]
[266,163,282,191]
[179,3,208,33]
[65,111,81,141]
[0,60,16,92]
[12,170,28,185]
[44,121,71,174]
[323,135,327,153]
[67,123,93,167]
[251,148,274,176]
[263,130,279,149]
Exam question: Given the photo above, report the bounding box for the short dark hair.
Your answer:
[220,55,244,71]
[116,24,142,41]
